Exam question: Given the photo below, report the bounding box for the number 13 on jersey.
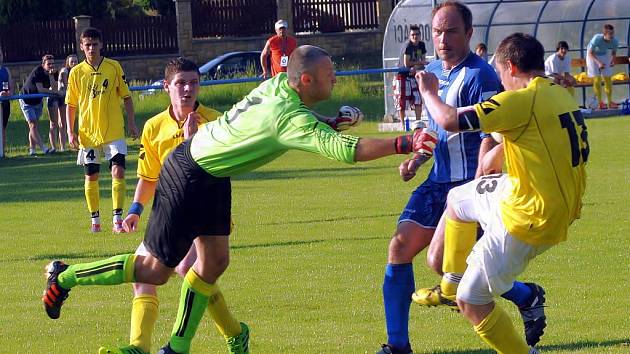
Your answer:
[558,110,589,167]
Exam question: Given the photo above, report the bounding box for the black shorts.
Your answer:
[1,100,9,129]
[144,139,232,268]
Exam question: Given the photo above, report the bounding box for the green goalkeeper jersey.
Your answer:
[190,73,359,177]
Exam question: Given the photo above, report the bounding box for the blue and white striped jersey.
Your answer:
[424,52,500,183]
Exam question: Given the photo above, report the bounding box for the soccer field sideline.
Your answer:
[0,118,629,353]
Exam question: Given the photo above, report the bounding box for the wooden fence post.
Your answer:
[276,0,293,31]
[73,15,92,60]
[175,0,194,58]
[379,1,394,32]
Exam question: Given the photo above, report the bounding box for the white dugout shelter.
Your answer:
[382,0,630,120]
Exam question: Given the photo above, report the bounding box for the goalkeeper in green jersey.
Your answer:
[42,45,437,354]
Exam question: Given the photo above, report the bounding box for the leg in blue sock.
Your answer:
[383,263,415,349]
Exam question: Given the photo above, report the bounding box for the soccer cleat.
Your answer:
[28,149,37,156]
[98,345,148,354]
[112,220,126,234]
[91,223,102,233]
[411,284,458,310]
[42,260,70,319]
[376,343,413,354]
[598,102,607,110]
[157,343,180,354]
[226,322,250,354]
[519,283,547,347]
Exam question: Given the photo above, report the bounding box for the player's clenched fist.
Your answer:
[395,128,438,155]
[332,105,363,131]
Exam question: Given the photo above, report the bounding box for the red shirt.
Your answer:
[267,35,297,76]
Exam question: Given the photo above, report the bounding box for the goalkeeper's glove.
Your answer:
[331,105,363,131]
[394,127,438,155]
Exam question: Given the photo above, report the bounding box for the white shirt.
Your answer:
[545,53,571,76]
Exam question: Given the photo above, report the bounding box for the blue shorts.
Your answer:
[398,178,470,228]
[19,100,43,122]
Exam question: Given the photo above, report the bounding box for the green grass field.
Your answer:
[0,81,629,353]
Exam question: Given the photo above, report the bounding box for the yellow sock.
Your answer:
[474,305,529,354]
[442,216,477,274]
[592,77,603,103]
[207,282,242,337]
[112,178,126,211]
[130,294,159,353]
[603,76,613,104]
[85,179,100,213]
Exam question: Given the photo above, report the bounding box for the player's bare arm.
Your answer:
[123,178,157,232]
[416,71,461,131]
[66,104,78,148]
[124,96,139,139]
[475,137,499,177]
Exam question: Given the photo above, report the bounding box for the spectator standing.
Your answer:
[545,41,576,97]
[261,19,297,78]
[587,24,619,109]
[392,25,427,130]
[20,54,59,156]
[0,50,13,157]
[53,54,78,152]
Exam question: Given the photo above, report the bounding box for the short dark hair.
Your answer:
[80,27,102,41]
[556,41,569,51]
[409,25,420,32]
[495,33,544,73]
[164,57,200,82]
[41,54,54,63]
[475,43,487,52]
[432,1,473,32]
[287,45,331,86]
[604,24,614,31]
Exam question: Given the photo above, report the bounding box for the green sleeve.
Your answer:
[276,109,358,163]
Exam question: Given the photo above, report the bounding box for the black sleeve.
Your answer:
[403,42,413,56]
[420,41,427,55]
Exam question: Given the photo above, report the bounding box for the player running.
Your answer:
[42,45,437,354]
[416,32,587,353]
[66,27,139,234]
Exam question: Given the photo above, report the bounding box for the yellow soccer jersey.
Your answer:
[474,76,587,245]
[66,57,131,147]
[137,103,221,181]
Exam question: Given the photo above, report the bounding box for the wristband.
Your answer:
[395,135,412,154]
[128,201,144,216]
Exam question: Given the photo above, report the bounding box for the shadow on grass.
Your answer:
[234,165,393,181]
[22,236,387,263]
[421,338,630,354]
[260,212,399,226]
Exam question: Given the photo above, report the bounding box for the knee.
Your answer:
[133,282,158,296]
[426,252,442,275]
[388,232,415,263]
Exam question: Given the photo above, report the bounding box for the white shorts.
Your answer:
[77,139,127,165]
[136,241,197,278]
[392,74,421,111]
[587,53,613,77]
[447,174,551,305]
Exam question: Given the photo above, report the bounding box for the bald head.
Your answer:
[287,45,331,86]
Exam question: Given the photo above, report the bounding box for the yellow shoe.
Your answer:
[411,284,458,310]
[98,345,148,354]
